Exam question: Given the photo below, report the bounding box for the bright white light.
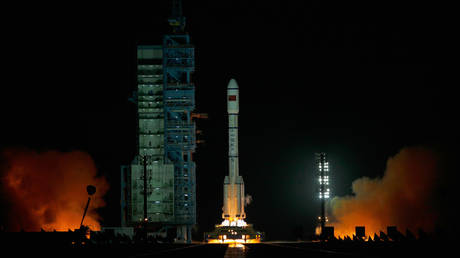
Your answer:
[236,220,247,227]
[220,219,247,228]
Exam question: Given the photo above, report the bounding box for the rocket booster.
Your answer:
[223,79,246,221]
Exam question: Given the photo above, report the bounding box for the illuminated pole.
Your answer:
[316,153,330,235]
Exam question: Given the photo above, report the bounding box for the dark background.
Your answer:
[1,1,456,240]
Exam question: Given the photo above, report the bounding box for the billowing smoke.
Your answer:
[0,148,109,232]
[329,146,444,237]
[245,194,253,206]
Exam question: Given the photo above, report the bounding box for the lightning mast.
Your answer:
[316,152,330,235]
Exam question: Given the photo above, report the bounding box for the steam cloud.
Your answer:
[330,146,444,237]
[245,194,253,206]
[0,148,109,231]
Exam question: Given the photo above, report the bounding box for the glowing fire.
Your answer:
[208,238,260,244]
[219,219,247,227]
[1,149,109,232]
[207,219,261,244]
[229,243,246,248]
[327,147,441,239]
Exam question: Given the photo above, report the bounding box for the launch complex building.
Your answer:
[119,1,261,243]
[120,1,197,242]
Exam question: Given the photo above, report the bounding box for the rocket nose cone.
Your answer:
[227,79,238,89]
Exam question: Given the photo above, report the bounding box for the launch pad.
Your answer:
[205,223,262,244]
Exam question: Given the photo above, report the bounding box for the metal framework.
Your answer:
[163,33,196,239]
[120,0,196,243]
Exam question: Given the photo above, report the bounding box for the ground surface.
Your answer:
[2,232,454,258]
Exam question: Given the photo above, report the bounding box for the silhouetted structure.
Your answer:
[355,226,365,239]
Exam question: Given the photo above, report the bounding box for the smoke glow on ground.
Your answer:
[328,146,442,238]
[206,219,261,244]
[0,149,109,231]
[208,239,260,244]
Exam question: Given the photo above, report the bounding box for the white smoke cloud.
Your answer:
[245,194,253,206]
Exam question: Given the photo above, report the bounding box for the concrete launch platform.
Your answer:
[205,224,262,243]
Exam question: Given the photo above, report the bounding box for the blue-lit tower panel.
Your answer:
[163,33,196,240]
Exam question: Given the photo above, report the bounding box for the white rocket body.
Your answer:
[222,79,246,222]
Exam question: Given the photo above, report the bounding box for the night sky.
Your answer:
[1,2,456,239]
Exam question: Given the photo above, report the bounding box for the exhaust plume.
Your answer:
[245,194,253,206]
[0,148,109,231]
[330,146,443,237]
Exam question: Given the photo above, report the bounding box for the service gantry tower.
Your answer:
[121,0,196,243]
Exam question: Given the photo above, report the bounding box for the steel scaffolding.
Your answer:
[163,33,196,241]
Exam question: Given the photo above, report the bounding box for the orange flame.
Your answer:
[207,238,261,244]
[1,148,109,231]
[329,147,440,238]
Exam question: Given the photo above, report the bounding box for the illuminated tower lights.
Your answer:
[316,152,330,235]
[318,161,330,199]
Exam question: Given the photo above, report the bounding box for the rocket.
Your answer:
[222,79,246,223]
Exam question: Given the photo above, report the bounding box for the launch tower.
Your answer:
[121,0,196,243]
